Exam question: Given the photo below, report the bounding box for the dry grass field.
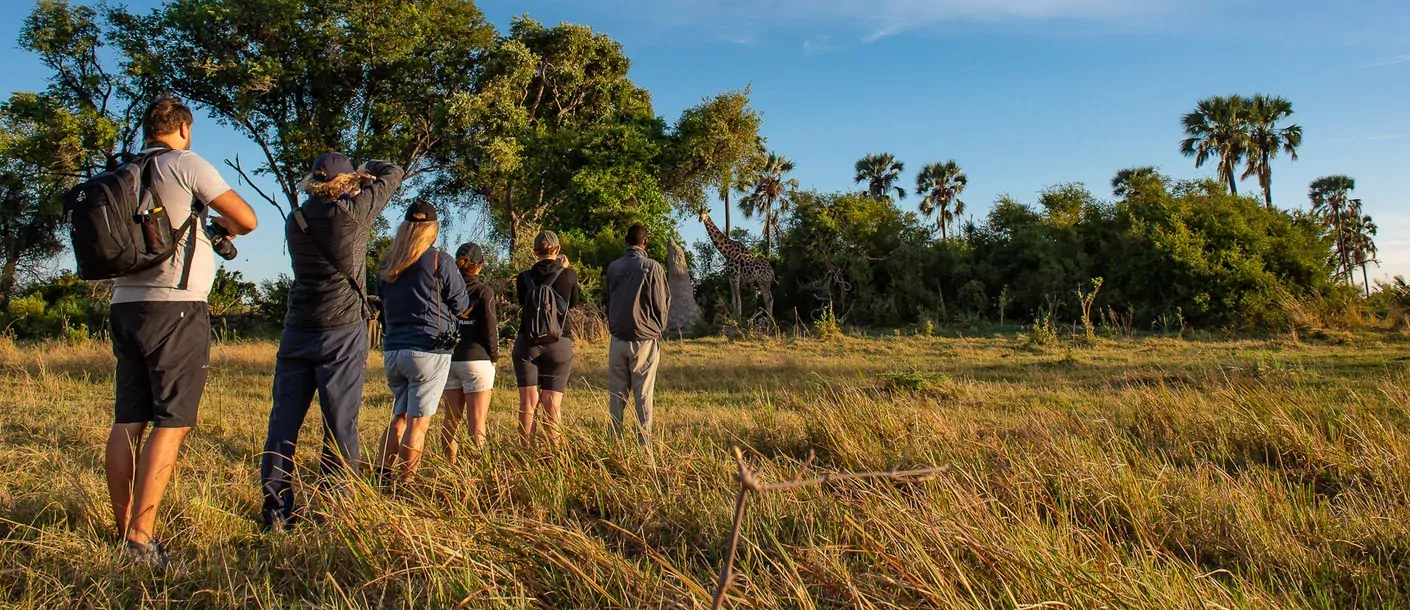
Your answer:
[2,331,1409,608]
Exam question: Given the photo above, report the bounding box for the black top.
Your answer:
[379,248,470,352]
[283,161,404,331]
[515,259,581,338]
[452,275,499,362]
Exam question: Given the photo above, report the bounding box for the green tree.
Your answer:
[0,95,89,302]
[116,0,498,215]
[1344,199,1377,296]
[775,190,930,326]
[1180,95,1248,196]
[23,0,141,158]
[1111,166,1162,199]
[914,160,967,240]
[209,266,256,316]
[1309,175,1356,285]
[738,152,798,255]
[1241,94,1302,208]
[667,88,764,235]
[854,153,906,201]
[1,1,139,303]
[436,17,671,255]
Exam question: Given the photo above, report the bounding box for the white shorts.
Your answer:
[444,360,496,393]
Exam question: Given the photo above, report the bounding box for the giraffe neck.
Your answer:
[702,215,731,252]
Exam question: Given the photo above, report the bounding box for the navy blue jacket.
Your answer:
[285,161,404,331]
[379,248,469,351]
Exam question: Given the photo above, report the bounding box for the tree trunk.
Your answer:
[762,207,772,257]
[504,181,519,256]
[0,230,19,308]
[1333,209,1350,285]
[1226,164,1238,196]
[1262,156,1273,208]
[0,255,18,309]
[1363,262,1371,297]
[724,189,732,235]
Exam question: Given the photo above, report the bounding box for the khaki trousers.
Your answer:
[608,337,661,446]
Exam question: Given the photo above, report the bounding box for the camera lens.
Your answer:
[205,223,238,261]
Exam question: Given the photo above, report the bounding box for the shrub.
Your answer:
[812,303,842,340]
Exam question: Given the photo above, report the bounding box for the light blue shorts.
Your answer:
[384,349,452,418]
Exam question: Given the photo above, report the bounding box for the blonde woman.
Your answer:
[377,201,468,483]
[260,152,402,527]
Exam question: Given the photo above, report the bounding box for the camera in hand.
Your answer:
[205,221,238,261]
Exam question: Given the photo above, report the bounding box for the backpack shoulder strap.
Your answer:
[175,205,204,291]
[138,147,202,291]
[543,266,566,296]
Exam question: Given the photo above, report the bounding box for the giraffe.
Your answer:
[699,209,774,321]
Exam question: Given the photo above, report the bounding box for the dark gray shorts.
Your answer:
[512,335,573,392]
[110,301,210,428]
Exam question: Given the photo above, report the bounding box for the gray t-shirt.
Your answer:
[112,148,233,304]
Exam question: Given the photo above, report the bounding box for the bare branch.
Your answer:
[710,446,947,609]
[224,155,286,217]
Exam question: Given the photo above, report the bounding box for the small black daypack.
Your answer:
[63,147,201,288]
[521,266,568,345]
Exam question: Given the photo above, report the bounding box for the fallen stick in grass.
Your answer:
[710,446,949,610]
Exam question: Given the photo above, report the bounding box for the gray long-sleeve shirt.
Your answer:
[605,247,671,341]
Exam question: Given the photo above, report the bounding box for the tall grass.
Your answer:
[1,333,1408,608]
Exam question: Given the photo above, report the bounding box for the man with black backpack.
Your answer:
[94,97,258,567]
[259,152,403,528]
[512,230,580,445]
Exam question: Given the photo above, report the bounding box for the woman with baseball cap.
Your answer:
[513,230,580,445]
[440,242,498,461]
[376,201,468,484]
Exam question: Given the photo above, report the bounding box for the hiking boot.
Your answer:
[123,540,175,571]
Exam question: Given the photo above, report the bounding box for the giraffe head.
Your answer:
[697,208,711,223]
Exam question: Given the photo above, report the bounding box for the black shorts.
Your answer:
[512,335,573,392]
[110,301,211,428]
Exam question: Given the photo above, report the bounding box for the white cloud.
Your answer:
[1365,54,1410,68]
[861,26,904,44]
[802,35,836,54]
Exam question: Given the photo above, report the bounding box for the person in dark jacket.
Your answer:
[604,224,670,448]
[260,152,401,528]
[512,230,580,445]
[440,242,498,461]
[377,201,469,483]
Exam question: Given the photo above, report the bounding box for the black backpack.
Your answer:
[521,266,568,345]
[63,147,203,288]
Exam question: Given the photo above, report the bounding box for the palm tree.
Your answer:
[854,153,905,201]
[1111,166,1160,199]
[1241,94,1302,208]
[914,160,968,240]
[738,152,798,256]
[1344,199,1378,296]
[718,138,767,234]
[1180,95,1249,195]
[1309,175,1356,285]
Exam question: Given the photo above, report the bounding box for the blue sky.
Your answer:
[3,0,1408,284]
